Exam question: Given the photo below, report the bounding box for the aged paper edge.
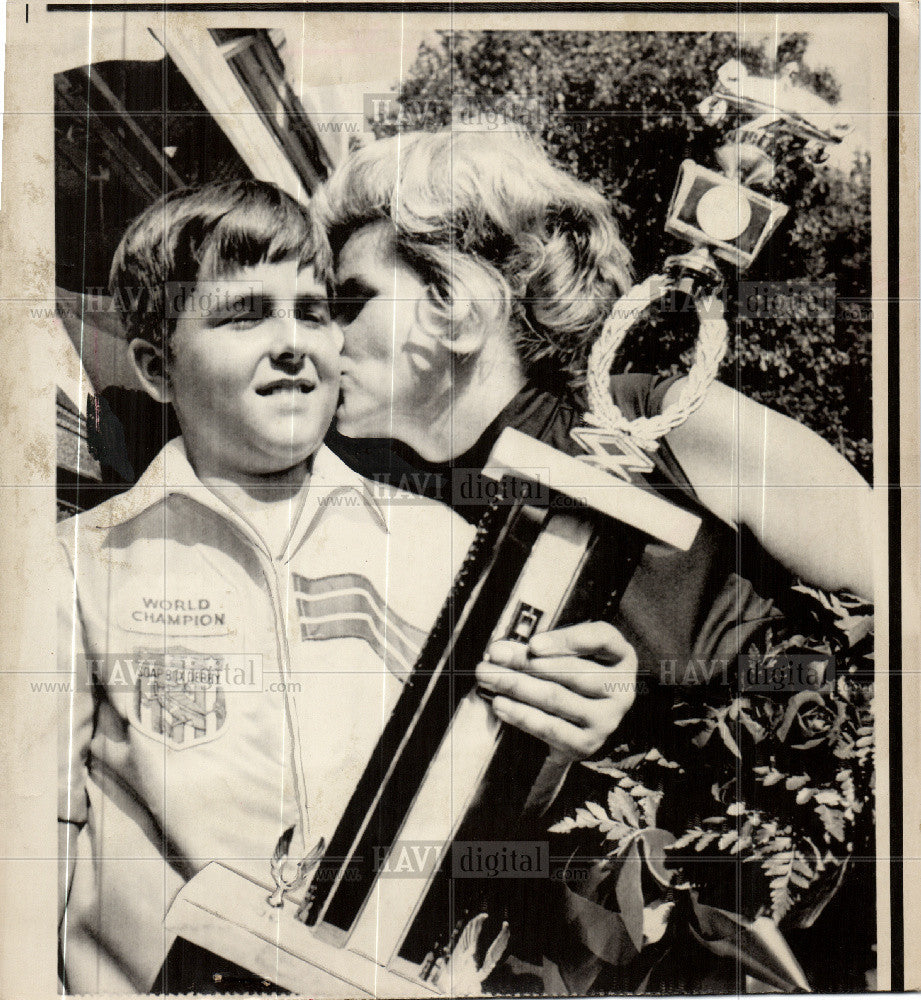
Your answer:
[0,3,916,998]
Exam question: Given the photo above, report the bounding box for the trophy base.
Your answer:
[165,862,439,998]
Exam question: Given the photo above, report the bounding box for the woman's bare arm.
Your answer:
[663,378,873,600]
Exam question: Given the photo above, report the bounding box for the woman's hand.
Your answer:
[474,621,638,760]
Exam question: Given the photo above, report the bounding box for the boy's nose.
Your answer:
[271,347,307,375]
[268,315,308,362]
[268,316,342,369]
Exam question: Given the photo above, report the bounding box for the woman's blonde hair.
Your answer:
[315,128,632,385]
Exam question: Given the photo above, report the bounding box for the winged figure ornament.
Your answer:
[267,825,325,908]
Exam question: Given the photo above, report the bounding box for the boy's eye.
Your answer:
[293,300,330,325]
[215,313,261,329]
[209,297,263,328]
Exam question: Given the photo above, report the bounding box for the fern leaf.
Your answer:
[573,806,602,830]
[816,805,846,842]
[607,786,641,828]
[792,857,814,878]
[730,835,752,855]
[670,828,705,852]
[694,832,720,852]
[603,820,636,847]
[763,850,796,923]
[586,800,609,823]
[718,831,738,851]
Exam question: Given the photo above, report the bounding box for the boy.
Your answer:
[58,180,636,994]
[57,180,477,993]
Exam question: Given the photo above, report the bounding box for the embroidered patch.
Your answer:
[129,647,229,749]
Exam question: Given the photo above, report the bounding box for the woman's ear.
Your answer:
[129,339,172,404]
[414,288,492,361]
[438,313,490,357]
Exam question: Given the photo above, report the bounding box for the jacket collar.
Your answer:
[96,438,388,537]
[303,443,389,534]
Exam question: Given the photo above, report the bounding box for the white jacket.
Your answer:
[58,438,473,993]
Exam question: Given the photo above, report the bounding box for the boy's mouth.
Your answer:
[256,378,317,396]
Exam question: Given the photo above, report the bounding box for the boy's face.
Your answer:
[166,259,342,480]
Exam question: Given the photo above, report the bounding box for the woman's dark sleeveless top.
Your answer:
[328,375,791,685]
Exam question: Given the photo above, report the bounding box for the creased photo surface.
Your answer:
[0,4,918,999]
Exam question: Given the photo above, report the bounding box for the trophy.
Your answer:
[571,58,852,483]
[167,429,701,996]
[669,58,851,271]
[165,60,852,996]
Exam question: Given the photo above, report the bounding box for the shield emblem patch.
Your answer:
[132,648,228,749]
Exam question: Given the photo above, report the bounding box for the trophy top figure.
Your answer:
[708,59,853,147]
[666,59,854,272]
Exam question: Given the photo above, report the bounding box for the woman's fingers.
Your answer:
[489,695,600,760]
[476,661,591,725]
[478,652,627,699]
[478,621,640,759]
[527,621,636,664]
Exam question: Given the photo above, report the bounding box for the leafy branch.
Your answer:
[549,585,874,941]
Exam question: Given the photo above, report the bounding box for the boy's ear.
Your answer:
[129,339,172,404]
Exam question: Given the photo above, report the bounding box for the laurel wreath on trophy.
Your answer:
[578,275,728,460]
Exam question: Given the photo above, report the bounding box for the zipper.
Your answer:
[260,554,311,843]
[184,495,312,846]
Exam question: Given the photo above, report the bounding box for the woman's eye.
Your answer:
[332,298,367,324]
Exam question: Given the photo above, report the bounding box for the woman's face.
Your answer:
[332,220,446,440]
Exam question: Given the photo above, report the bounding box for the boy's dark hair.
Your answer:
[109,179,332,352]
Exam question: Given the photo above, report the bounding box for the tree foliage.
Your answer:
[378,31,872,475]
